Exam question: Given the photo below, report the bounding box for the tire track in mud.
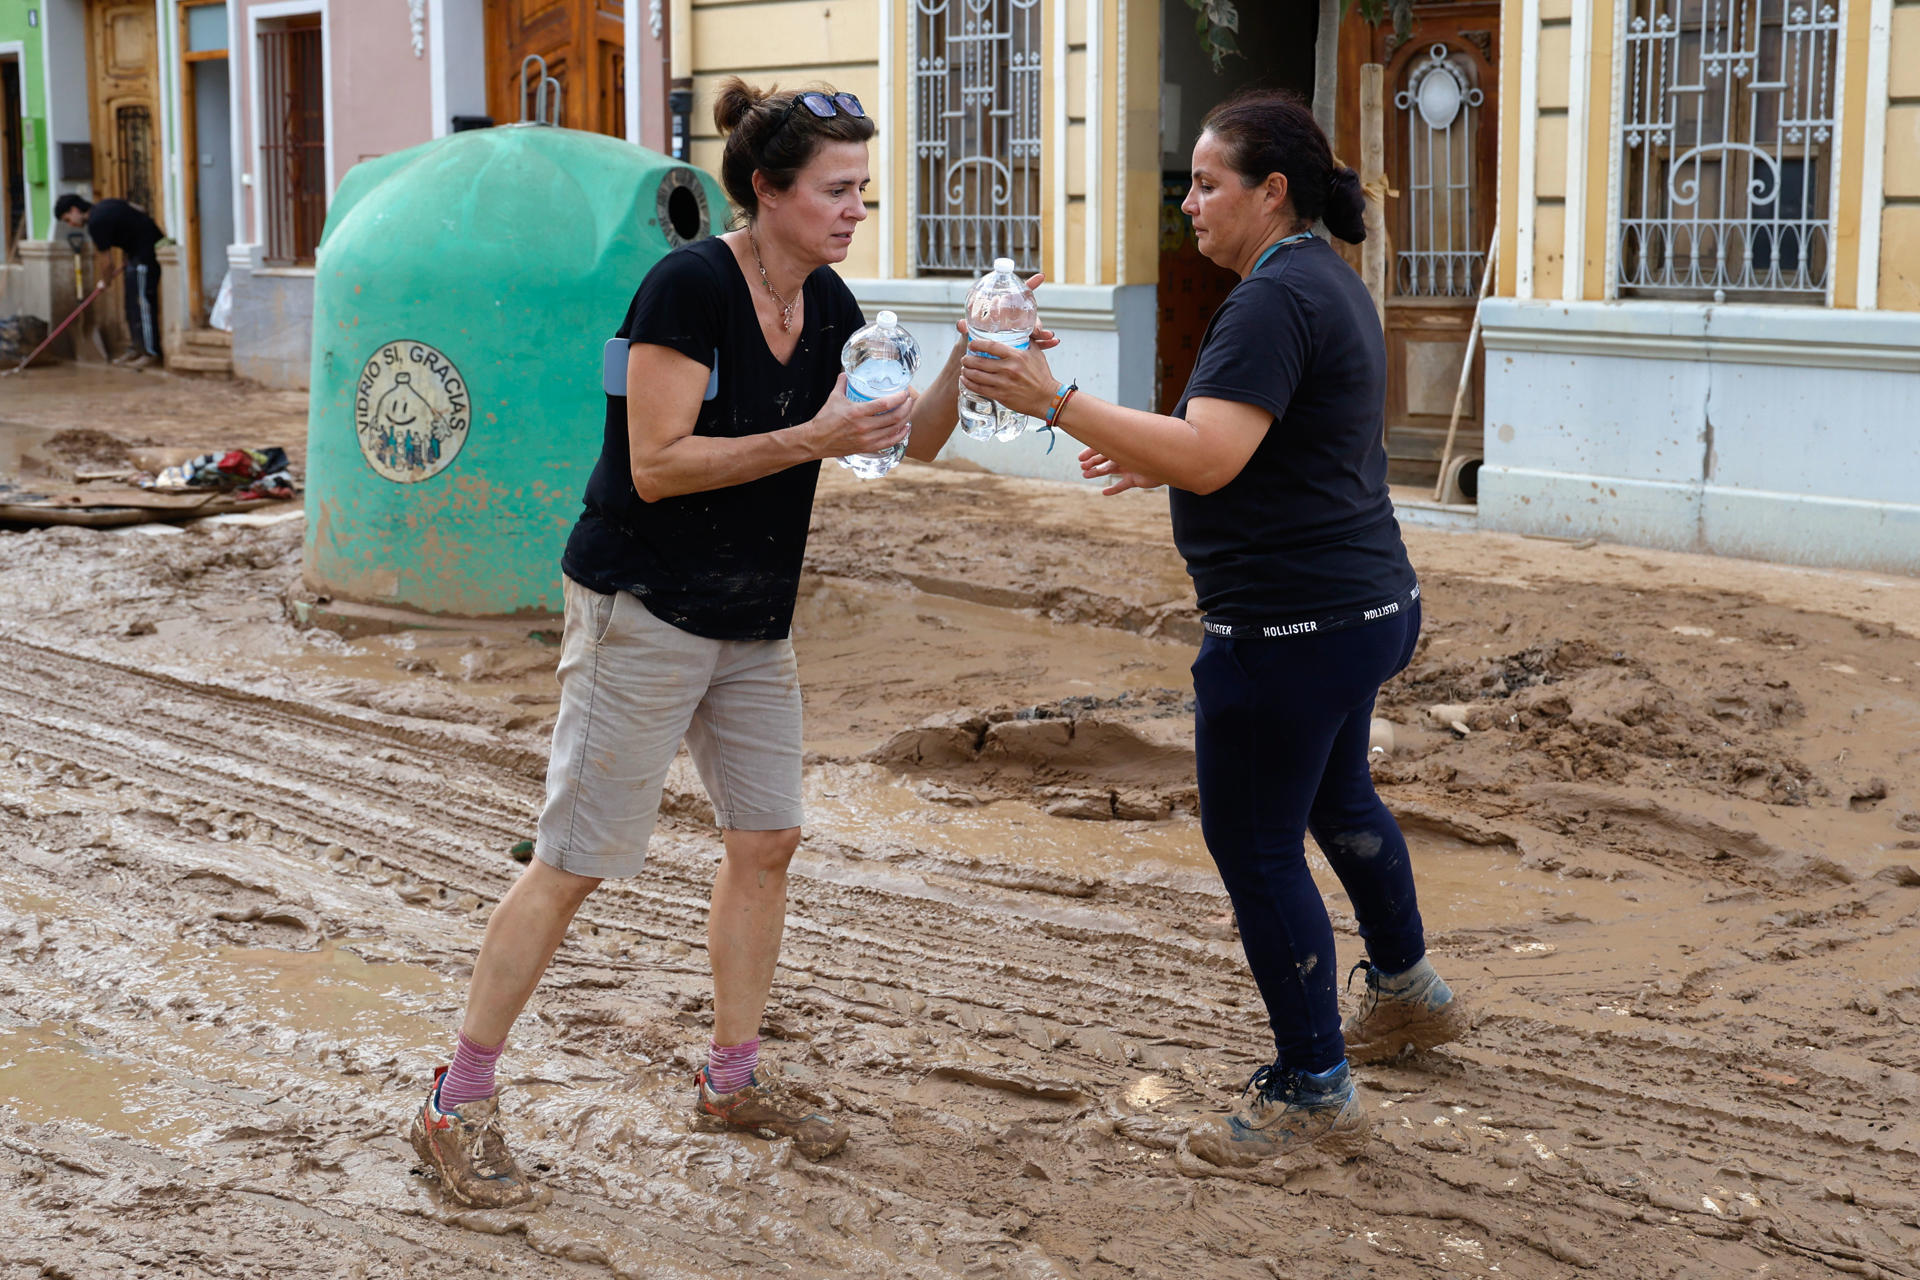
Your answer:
[4,633,1920,1279]
[0,639,1243,1050]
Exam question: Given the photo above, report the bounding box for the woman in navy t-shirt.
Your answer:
[960,92,1469,1169]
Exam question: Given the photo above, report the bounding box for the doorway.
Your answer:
[179,0,233,324]
[1155,0,1320,415]
[486,0,626,135]
[1340,4,1499,490]
[2,53,24,255]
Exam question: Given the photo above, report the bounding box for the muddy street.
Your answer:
[2,380,1918,1279]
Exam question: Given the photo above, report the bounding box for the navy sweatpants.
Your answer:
[125,255,162,358]
[1191,601,1426,1072]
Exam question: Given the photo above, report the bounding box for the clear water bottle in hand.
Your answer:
[839,309,920,479]
[992,400,1027,442]
[959,258,1038,443]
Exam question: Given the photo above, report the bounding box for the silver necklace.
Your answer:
[749,227,799,333]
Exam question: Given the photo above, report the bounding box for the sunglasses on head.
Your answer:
[778,91,866,129]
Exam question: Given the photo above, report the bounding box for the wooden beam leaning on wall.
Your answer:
[1359,64,1388,334]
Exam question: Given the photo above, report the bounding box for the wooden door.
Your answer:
[596,17,626,139]
[178,0,233,324]
[1340,5,1499,489]
[1,55,22,253]
[486,0,625,134]
[1155,177,1238,415]
[86,0,164,217]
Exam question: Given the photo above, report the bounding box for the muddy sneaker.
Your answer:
[1185,1061,1369,1168]
[695,1058,849,1160]
[125,353,156,372]
[1343,956,1470,1064]
[406,1066,539,1209]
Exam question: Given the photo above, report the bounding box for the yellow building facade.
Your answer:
[1481,0,1918,571]
[683,0,1164,288]
[1494,0,1913,307]
[669,0,1520,490]
[653,0,1916,570]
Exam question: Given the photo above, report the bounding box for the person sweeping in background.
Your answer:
[957,91,1470,1169]
[56,194,164,371]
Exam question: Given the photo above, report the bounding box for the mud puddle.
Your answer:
[799,762,1657,951]
[0,421,61,481]
[0,1022,203,1143]
[193,939,459,1049]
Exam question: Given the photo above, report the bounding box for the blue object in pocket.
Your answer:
[603,339,720,402]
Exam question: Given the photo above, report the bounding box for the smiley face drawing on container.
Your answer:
[354,340,472,483]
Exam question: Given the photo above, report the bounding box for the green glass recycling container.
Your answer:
[304,124,724,615]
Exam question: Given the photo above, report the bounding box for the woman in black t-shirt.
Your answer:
[960,93,1469,1171]
[406,78,1014,1207]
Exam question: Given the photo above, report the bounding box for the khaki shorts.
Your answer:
[534,576,804,879]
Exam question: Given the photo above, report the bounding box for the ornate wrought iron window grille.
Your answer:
[114,105,156,213]
[910,0,1042,276]
[1618,0,1841,299]
[1395,44,1486,298]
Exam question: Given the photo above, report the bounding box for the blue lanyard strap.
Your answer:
[1254,230,1314,272]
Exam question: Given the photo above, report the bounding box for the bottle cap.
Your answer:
[993,257,1016,272]
[877,310,898,326]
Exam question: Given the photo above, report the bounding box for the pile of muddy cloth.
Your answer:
[141,447,297,500]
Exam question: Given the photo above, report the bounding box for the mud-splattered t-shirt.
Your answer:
[563,237,862,641]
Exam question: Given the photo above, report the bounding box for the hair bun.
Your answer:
[713,76,769,135]
[1324,166,1369,244]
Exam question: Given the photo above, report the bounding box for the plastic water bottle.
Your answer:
[993,401,1027,442]
[959,258,1038,442]
[839,310,920,479]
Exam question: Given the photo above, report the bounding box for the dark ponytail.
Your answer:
[713,77,876,222]
[1323,167,1369,244]
[1200,91,1369,244]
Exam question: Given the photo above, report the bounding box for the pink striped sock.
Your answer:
[437,1031,506,1108]
[706,1037,760,1094]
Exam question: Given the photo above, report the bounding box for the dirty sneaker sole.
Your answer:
[406,1112,440,1172]
[1345,996,1472,1065]
[1181,1106,1372,1173]
[692,1106,849,1159]
[405,1111,543,1210]
[406,1112,470,1198]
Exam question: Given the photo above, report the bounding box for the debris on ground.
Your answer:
[1,424,299,527]
[140,445,297,498]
